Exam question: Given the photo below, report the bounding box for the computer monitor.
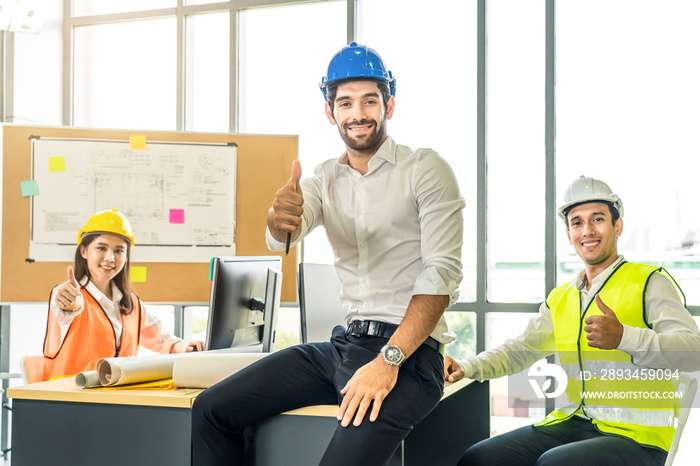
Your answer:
[205,256,283,353]
[298,263,345,344]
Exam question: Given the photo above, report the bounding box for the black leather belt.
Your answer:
[346,320,443,353]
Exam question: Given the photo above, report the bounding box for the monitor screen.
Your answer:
[205,256,283,353]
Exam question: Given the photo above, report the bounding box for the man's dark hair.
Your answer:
[326,79,391,117]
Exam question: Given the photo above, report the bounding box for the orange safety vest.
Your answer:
[43,287,142,381]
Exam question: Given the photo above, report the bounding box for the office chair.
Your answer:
[19,355,45,385]
[664,373,698,466]
[297,263,346,343]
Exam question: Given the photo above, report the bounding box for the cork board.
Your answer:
[1,125,298,303]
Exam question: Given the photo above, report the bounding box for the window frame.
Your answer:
[59,0,700,350]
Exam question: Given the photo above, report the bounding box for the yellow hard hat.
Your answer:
[77,209,135,245]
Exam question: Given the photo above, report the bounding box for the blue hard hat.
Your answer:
[320,42,396,101]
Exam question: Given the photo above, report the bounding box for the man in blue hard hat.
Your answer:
[192,42,465,465]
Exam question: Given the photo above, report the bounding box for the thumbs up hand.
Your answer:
[288,159,302,195]
[268,160,304,243]
[55,266,82,312]
[583,294,623,349]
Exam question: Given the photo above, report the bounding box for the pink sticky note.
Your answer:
[169,209,185,224]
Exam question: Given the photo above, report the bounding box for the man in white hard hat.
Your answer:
[445,176,700,465]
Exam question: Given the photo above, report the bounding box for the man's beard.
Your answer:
[338,117,387,152]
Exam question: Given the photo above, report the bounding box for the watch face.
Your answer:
[383,345,404,365]
[385,346,401,362]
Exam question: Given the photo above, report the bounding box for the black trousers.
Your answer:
[191,326,444,466]
[458,416,667,466]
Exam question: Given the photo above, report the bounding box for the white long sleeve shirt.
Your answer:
[459,255,700,380]
[48,279,183,355]
[267,137,466,344]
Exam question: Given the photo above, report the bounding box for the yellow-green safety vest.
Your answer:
[536,261,684,452]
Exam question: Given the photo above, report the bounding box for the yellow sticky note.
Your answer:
[49,156,66,172]
[131,266,147,283]
[130,135,147,150]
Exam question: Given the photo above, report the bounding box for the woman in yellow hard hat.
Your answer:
[42,209,203,381]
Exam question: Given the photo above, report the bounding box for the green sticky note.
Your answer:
[49,156,66,172]
[20,180,39,197]
[131,266,147,283]
[209,257,215,280]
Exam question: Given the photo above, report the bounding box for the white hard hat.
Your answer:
[558,176,623,221]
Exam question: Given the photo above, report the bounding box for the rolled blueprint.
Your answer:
[88,347,266,388]
[96,354,178,387]
[172,352,268,388]
[75,370,101,388]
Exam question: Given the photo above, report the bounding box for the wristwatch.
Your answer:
[380,344,406,367]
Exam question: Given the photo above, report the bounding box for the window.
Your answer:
[185,12,230,133]
[238,1,346,264]
[556,1,700,306]
[72,0,175,17]
[9,2,699,448]
[444,312,477,360]
[12,0,62,126]
[73,18,177,130]
[487,0,546,303]
[359,0,478,301]
[487,312,544,433]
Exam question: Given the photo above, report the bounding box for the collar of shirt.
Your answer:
[570,255,626,311]
[83,280,124,313]
[333,137,395,178]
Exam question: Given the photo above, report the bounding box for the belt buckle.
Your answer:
[349,321,363,337]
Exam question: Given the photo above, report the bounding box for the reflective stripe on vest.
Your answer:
[43,288,141,381]
[536,262,682,452]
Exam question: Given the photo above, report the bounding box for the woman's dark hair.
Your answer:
[326,79,392,117]
[75,233,134,314]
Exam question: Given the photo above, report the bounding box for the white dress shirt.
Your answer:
[458,255,700,380]
[267,137,465,343]
[48,279,183,355]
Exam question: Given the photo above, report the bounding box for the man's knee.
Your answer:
[535,448,561,466]
[191,389,216,427]
[457,439,493,466]
[191,386,240,433]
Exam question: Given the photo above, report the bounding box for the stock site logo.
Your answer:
[528,359,568,399]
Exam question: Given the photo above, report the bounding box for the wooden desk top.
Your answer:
[7,377,202,409]
[7,375,474,415]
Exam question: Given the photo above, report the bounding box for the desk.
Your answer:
[250,377,490,466]
[8,376,489,466]
[8,378,199,465]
